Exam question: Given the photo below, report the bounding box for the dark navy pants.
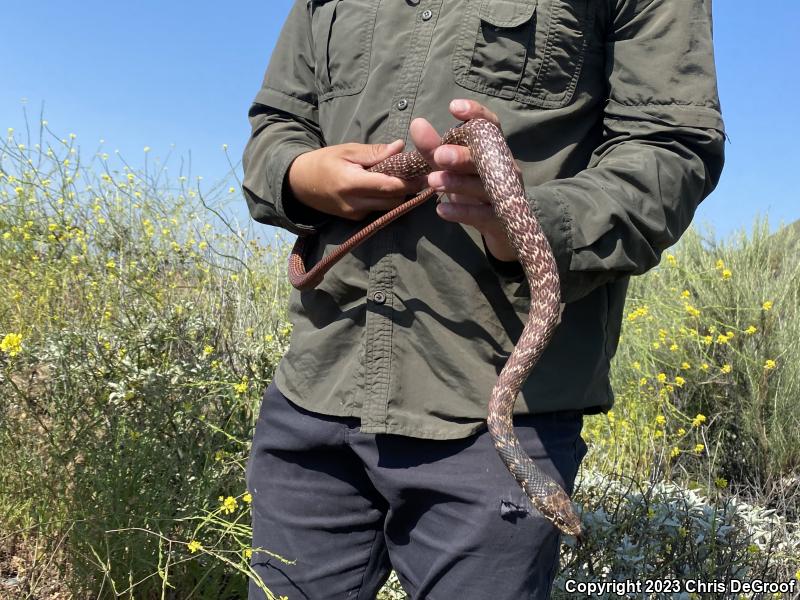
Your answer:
[246,382,586,599]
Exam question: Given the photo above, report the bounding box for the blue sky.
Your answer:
[2,1,798,239]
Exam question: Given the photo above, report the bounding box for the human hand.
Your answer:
[287,141,427,221]
[409,99,520,263]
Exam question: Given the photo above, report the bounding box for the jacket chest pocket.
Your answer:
[452,0,592,109]
[307,0,379,102]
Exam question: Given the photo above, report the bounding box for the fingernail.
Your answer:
[450,99,468,112]
[438,148,457,165]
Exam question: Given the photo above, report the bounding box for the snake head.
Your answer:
[537,489,583,538]
[553,507,583,538]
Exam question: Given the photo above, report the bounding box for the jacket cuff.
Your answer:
[527,188,578,303]
[272,145,330,235]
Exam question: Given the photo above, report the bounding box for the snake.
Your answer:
[288,118,582,537]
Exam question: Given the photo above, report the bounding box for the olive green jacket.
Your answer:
[242,0,725,439]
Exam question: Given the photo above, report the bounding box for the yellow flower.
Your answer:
[721,269,732,280]
[720,364,732,374]
[632,361,641,370]
[666,254,677,266]
[656,373,667,383]
[715,259,725,270]
[677,428,686,436]
[639,377,648,386]
[655,415,666,426]
[219,495,238,514]
[681,362,691,370]
[202,345,214,357]
[670,447,681,458]
[244,548,253,559]
[744,325,757,335]
[684,304,701,318]
[716,334,730,345]
[669,343,679,352]
[188,540,203,553]
[674,376,686,388]
[680,289,691,299]
[105,259,116,270]
[233,377,249,394]
[762,300,773,311]
[700,363,710,371]
[702,335,713,346]
[694,444,705,453]
[1,333,23,356]
[764,359,777,371]
[243,492,252,504]
[692,414,707,427]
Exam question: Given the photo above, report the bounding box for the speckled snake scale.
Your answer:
[288,119,582,537]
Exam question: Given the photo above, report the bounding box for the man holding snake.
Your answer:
[241,0,725,598]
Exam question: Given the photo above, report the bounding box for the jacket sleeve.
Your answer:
[241,0,330,235]
[530,0,725,303]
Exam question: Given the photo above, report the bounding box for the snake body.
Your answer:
[288,119,582,537]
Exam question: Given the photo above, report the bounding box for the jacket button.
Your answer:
[396,99,408,111]
[421,9,433,20]
[372,290,386,304]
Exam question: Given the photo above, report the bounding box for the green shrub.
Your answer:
[585,222,800,516]
[0,122,291,598]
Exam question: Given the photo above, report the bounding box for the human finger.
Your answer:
[342,140,406,168]
[436,199,498,228]
[428,171,487,199]
[408,117,444,170]
[448,99,502,129]
[347,169,428,197]
[430,144,478,174]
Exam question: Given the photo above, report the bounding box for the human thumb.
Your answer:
[356,139,405,168]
